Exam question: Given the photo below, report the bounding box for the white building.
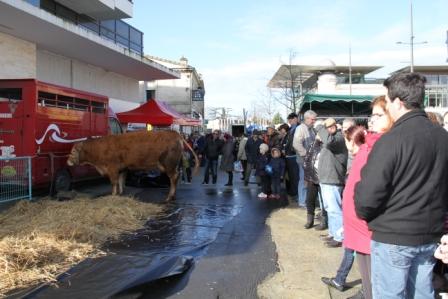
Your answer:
[144,56,205,121]
[0,0,179,112]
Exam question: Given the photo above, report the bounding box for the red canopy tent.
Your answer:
[117,99,201,126]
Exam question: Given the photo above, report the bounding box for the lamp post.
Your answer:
[396,0,427,73]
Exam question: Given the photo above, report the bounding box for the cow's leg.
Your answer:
[166,169,179,201]
[118,172,127,195]
[108,171,119,195]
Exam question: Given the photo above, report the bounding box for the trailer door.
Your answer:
[0,88,24,156]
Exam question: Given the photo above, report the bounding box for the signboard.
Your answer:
[192,89,204,101]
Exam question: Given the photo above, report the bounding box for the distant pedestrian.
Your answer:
[202,130,223,184]
[269,147,285,199]
[293,110,317,207]
[220,133,235,186]
[244,130,263,186]
[237,134,248,180]
[317,118,348,248]
[355,73,448,299]
[284,113,299,199]
[256,143,270,199]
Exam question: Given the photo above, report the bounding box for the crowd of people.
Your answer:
[180,72,448,299]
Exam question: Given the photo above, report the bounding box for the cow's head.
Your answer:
[67,143,83,166]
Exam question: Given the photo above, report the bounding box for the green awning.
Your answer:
[302,94,375,104]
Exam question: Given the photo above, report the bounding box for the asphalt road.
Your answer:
[130,172,288,299]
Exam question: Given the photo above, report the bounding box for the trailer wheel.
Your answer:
[53,170,72,194]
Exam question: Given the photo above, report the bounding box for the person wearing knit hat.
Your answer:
[269,147,285,199]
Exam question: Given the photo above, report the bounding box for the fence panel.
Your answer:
[0,156,32,203]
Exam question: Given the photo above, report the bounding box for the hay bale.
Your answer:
[0,195,162,296]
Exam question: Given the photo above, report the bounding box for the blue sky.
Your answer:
[128,0,448,117]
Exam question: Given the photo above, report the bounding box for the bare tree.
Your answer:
[268,49,312,113]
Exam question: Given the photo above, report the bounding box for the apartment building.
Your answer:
[0,0,179,112]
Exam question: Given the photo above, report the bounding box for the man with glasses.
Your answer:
[293,110,317,208]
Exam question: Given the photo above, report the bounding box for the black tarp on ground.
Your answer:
[11,188,243,299]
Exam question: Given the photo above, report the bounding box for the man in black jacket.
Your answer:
[202,130,224,184]
[354,73,448,299]
[244,130,263,186]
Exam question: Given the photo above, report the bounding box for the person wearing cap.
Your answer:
[283,112,299,198]
[316,118,348,248]
[244,130,263,186]
[293,110,317,208]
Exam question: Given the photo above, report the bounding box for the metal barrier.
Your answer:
[0,156,32,202]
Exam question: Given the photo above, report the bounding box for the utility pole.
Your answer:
[396,0,427,73]
[349,44,352,95]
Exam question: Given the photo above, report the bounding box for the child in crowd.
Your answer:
[269,148,285,199]
[256,143,270,199]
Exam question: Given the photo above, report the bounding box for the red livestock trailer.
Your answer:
[0,79,123,194]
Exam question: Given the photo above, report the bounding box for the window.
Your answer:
[108,118,123,135]
[38,91,57,107]
[79,15,99,34]
[91,101,106,114]
[0,88,22,101]
[146,90,156,100]
[73,98,89,111]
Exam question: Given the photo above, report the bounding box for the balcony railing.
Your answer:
[24,0,143,55]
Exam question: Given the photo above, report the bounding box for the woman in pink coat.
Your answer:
[343,96,393,299]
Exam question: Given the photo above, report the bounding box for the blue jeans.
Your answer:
[296,158,307,206]
[319,184,343,242]
[203,159,218,183]
[335,248,355,286]
[371,240,437,299]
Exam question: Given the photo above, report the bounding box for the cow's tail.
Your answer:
[182,137,200,175]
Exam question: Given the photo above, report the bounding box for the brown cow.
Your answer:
[67,130,199,201]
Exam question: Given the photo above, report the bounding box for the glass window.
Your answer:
[91,101,106,114]
[56,4,77,23]
[0,88,22,101]
[73,98,89,111]
[100,26,115,41]
[130,27,142,45]
[108,118,123,135]
[40,0,56,14]
[116,21,129,39]
[440,75,448,85]
[116,36,129,48]
[38,91,56,107]
[79,15,99,34]
[25,0,40,7]
[100,20,115,31]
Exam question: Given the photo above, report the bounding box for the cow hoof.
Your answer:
[165,197,175,202]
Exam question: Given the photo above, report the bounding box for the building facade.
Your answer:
[0,0,179,112]
[144,56,205,121]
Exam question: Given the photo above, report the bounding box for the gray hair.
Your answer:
[342,117,356,126]
[304,110,317,119]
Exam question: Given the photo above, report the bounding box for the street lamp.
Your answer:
[396,0,427,73]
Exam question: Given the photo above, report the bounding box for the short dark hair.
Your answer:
[278,123,289,132]
[383,72,426,109]
[287,112,298,119]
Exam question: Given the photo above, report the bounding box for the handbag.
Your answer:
[233,161,243,172]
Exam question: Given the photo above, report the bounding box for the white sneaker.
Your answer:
[257,192,268,198]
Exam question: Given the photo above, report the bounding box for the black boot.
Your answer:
[315,214,328,231]
[304,214,314,229]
